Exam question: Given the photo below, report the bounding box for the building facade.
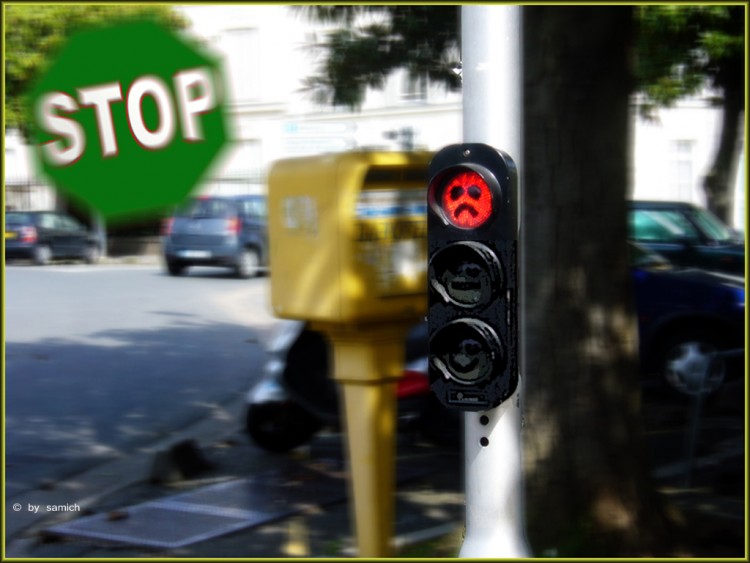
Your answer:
[4,5,745,231]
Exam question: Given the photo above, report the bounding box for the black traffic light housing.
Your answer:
[427,143,519,411]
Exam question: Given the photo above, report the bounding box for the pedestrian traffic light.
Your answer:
[427,144,519,411]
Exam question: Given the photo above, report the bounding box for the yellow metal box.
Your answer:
[268,151,432,325]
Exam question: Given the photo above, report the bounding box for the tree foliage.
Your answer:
[635,5,745,222]
[4,4,188,138]
[636,5,744,114]
[297,4,744,221]
[293,6,461,109]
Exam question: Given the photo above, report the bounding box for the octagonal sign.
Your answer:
[26,19,230,222]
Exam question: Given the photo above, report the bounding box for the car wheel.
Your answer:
[33,245,52,266]
[245,401,323,453]
[83,244,100,265]
[656,329,727,396]
[166,261,187,276]
[236,248,260,279]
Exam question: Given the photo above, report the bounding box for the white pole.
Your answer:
[460,5,530,558]
[462,5,522,159]
[94,212,107,258]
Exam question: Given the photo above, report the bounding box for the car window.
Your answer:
[58,215,83,231]
[239,198,267,220]
[628,209,700,243]
[6,212,31,225]
[175,198,236,218]
[39,213,58,229]
[685,207,734,243]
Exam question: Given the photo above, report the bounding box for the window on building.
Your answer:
[670,140,695,200]
[401,72,428,104]
[223,28,261,102]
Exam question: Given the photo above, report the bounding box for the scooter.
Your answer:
[245,320,460,453]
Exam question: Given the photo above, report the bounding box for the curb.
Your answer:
[99,254,161,266]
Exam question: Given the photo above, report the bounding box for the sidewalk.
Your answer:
[3,287,744,558]
[6,417,466,558]
[6,407,745,559]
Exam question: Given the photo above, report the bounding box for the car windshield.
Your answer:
[685,207,735,243]
[174,198,235,219]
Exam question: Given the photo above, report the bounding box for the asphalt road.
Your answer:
[5,261,282,499]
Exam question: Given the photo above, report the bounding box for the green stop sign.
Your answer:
[26,19,230,222]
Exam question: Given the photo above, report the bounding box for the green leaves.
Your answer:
[296,6,461,110]
[5,4,187,138]
[297,5,742,119]
[635,5,744,116]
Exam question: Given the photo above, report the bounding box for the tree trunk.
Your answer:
[521,7,684,556]
[703,81,743,224]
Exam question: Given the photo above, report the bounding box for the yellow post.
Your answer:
[266,151,433,557]
[326,324,410,558]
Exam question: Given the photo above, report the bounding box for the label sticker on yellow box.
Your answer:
[355,188,427,296]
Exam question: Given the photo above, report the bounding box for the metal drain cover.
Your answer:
[45,469,347,549]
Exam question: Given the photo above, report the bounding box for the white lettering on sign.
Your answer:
[127,75,175,150]
[38,92,85,166]
[78,82,123,157]
[174,68,215,142]
[37,66,217,166]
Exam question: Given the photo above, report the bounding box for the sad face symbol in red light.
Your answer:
[440,170,493,229]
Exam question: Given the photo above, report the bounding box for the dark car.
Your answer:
[244,243,744,451]
[4,210,101,265]
[631,242,745,396]
[628,200,745,276]
[162,195,268,278]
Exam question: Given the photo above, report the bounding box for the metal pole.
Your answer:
[94,212,107,258]
[463,5,522,160]
[460,5,530,558]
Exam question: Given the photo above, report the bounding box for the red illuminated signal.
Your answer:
[439,170,493,229]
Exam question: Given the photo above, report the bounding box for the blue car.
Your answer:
[162,195,268,278]
[631,243,745,396]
